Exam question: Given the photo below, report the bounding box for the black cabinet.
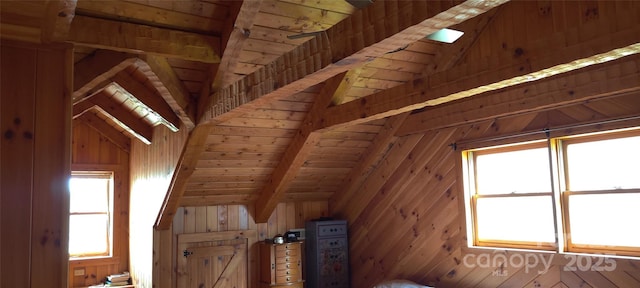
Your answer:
[305,220,349,288]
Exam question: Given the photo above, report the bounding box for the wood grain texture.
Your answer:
[69,105,131,287]
[0,41,71,288]
[337,93,640,288]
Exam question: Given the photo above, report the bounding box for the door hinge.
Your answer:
[183,249,193,257]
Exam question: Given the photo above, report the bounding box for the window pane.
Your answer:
[568,193,640,247]
[476,147,551,194]
[476,196,555,243]
[69,177,109,213]
[69,214,108,256]
[566,136,640,191]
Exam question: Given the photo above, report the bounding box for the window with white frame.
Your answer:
[69,172,113,258]
[462,127,640,257]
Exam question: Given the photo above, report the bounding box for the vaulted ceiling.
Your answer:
[2,0,639,226]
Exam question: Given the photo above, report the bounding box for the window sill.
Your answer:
[69,256,120,266]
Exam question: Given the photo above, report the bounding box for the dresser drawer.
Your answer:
[276,274,302,283]
[275,267,300,277]
[275,254,300,264]
[276,261,300,270]
[275,247,299,258]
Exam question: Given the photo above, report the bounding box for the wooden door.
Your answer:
[182,239,247,288]
[177,230,257,288]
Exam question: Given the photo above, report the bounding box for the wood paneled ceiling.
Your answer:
[2,0,639,226]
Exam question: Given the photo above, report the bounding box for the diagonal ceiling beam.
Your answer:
[315,34,640,132]
[73,50,137,100]
[213,0,263,91]
[155,125,212,229]
[75,110,131,153]
[68,15,221,63]
[73,90,153,144]
[254,71,351,223]
[197,0,263,122]
[397,53,640,136]
[111,71,180,131]
[199,0,508,124]
[138,56,196,130]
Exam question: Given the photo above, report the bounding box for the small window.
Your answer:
[466,142,556,250]
[561,131,640,255]
[69,172,113,258]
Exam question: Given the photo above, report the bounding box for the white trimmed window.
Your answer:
[462,127,640,257]
[69,172,113,258]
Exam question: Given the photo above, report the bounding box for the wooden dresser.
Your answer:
[259,241,304,288]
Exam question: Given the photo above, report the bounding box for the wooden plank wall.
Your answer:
[154,201,329,288]
[68,121,130,287]
[334,94,640,288]
[0,40,71,288]
[129,124,189,288]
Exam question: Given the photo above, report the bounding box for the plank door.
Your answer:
[184,239,247,288]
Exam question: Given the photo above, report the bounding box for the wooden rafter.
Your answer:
[316,35,640,132]
[141,56,196,129]
[212,0,262,90]
[68,15,221,63]
[197,0,263,123]
[254,71,350,223]
[111,71,180,131]
[73,90,153,144]
[155,125,212,229]
[397,54,640,136]
[199,0,508,124]
[41,0,76,43]
[73,50,137,99]
[76,111,131,153]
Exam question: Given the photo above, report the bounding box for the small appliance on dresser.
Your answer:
[305,219,349,288]
[259,240,304,288]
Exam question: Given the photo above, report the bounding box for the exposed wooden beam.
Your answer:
[212,0,263,90]
[111,71,180,131]
[74,90,154,144]
[76,111,131,153]
[68,15,221,63]
[316,36,640,132]
[72,96,96,118]
[141,56,196,129]
[155,125,212,229]
[74,0,224,34]
[41,0,76,43]
[199,0,508,124]
[254,72,348,223]
[197,0,263,123]
[73,50,136,100]
[329,112,409,214]
[397,54,640,136]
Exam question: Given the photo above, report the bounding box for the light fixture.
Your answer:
[426,28,464,43]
